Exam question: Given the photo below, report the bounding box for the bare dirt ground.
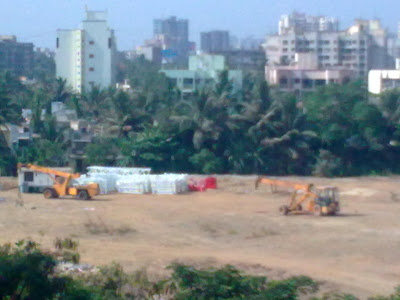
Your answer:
[1,175,400,298]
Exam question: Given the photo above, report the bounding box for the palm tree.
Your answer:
[52,78,71,103]
[230,92,318,174]
[105,90,153,137]
[171,90,236,151]
[81,84,110,121]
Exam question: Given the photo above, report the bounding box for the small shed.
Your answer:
[18,167,73,193]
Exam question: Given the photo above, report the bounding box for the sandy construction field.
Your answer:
[1,175,400,298]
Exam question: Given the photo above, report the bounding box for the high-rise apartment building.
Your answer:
[201,30,230,53]
[56,9,117,93]
[279,12,339,35]
[0,35,34,76]
[152,16,192,64]
[265,18,394,78]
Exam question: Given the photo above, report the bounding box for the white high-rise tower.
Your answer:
[56,9,116,93]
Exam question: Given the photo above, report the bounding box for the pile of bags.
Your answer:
[116,174,189,195]
[75,166,190,195]
[149,174,189,195]
[75,167,152,194]
[116,175,151,194]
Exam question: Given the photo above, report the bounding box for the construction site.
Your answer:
[1,170,400,298]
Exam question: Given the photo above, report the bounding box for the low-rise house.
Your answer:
[160,54,243,97]
[68,120,94,172]
[368,61,400,94]
[51,102,77,128]
[265,53,355,97]
[0,124,32,148]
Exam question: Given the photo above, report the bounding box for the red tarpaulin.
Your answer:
[188,177,217,192]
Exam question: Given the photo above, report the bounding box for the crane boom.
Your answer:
[17,163,81,179]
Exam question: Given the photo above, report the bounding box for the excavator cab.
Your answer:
[313,186,340,215]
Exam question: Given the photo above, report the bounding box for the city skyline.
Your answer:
[0,0,399,50]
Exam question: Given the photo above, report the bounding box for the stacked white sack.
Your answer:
[74,175,109,194]
[86,166,152,194]
[150,174,189,195]
[116,175,151,194]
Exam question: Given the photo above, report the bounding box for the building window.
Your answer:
[89,54,94,58]
[168,78,178,86]
[89,67,94,72]
[283,40,288,45]
[108,38,112,48]
[24,172,34,182]
[302,79,313,89]
[279,76,288,86]
[89,41,94,45]
[183,78,193,86]
[56,38,59,48]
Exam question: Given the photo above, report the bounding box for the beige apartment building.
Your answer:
[265,17,395,79]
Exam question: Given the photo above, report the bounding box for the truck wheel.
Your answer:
[77,190,89,200]
[279,205,290,216]
[44,189,54,199]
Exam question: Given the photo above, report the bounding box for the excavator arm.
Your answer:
[255,177,313,193]
[255,176,321,215]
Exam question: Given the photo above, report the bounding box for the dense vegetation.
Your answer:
[1,55,400,176]
[1,239,399,299]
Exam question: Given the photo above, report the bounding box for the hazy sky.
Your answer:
[0,0,399,50]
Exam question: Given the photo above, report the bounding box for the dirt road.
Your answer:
[1,175,400,298]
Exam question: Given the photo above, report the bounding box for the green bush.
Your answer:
[167,263,318,300]
[0,240,91,300]
[189,149,225,174]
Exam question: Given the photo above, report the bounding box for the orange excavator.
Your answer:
[17,163,99,200]
[255,177,340,216]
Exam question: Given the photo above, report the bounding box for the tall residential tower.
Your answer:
[151,16,192,64]
[56,9,117,93]
[200,30,230,53]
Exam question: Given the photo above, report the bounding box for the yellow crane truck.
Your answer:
[17,163,99,200]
